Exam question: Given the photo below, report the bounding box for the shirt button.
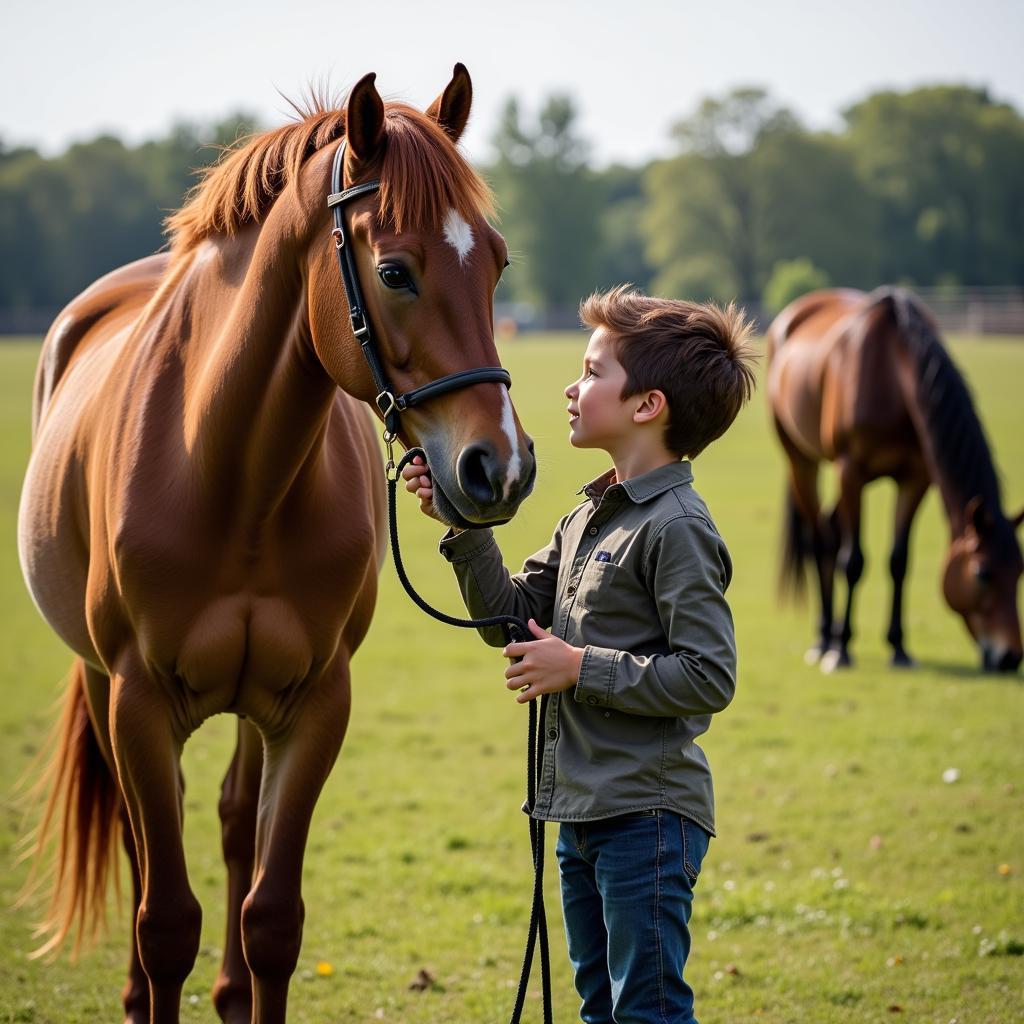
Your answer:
[585,695,599,706]
[588,526,598,536]
[547,728,558,739]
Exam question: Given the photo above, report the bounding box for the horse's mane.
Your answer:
[166,97,494,252]
[880,288,1003,512]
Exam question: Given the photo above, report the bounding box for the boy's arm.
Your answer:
[574,514,737,717]
[438,512,575,648]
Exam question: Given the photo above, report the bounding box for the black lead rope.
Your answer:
[386,446,554,1024]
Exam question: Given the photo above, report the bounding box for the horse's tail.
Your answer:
[19,658,121,958]
[779,483,812,602]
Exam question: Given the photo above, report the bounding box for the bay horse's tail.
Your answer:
[779,484,812,601]
[20,658,121,958]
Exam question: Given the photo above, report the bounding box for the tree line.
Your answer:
[1,85,1021,322]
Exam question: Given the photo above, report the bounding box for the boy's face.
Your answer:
[564,328,637,453]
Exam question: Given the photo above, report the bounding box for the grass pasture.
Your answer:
[1,334,1022,1024]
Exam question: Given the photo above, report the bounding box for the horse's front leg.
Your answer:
[80,660,154,1024]
[243,659,351,1024]
[110,650,202,1024]
[887,472,929,667]
[213,717,264,1024]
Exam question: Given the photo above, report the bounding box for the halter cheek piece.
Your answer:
[327,139,512,475]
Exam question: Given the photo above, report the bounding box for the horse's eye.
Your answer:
[377,263,414,291]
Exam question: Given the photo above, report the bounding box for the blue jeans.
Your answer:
[555,811,711,1024]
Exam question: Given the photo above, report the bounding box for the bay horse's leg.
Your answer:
[822,460,866,673]
[243,661,351,1024]
[887,472,929,667]
[213,717,264,1024]
[109,651,202,1024]
[80,663,149,1024]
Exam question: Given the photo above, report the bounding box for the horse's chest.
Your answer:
[175,595,321,701]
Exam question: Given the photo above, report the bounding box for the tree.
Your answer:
[644,88,800,304]
[843,86,1024,286]
[489,95,604,320]
[763,258,830,314]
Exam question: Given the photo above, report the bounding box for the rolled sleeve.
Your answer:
[574,514,736,716]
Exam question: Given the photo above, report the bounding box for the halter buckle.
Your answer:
[331,227,344,250]
[376,392,397,419]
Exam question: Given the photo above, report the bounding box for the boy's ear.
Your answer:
[632,389,669,424]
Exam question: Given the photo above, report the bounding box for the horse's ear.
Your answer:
[426,63,473,143]
[346,72,385,162]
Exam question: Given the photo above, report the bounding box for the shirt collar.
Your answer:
[577,460,693,506]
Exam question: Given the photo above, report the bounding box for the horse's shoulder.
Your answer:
[35,254,169,432]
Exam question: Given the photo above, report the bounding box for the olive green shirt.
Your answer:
[438,460,736,834]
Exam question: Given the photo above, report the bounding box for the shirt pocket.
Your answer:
[573,559,657,644]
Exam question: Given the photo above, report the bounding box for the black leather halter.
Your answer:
[326,139,512,461]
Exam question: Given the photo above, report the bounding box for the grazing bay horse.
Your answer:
[767,287,1022,673]
[17,65,535,1023]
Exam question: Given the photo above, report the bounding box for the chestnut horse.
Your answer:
[767,287,1022,673]
[17,65,535,1023]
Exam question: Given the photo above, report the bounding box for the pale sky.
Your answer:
[4,0,1023,165]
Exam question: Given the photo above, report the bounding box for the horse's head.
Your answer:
[943,497,1023,673]
[308,66,535,528]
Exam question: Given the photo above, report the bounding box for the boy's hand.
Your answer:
[400,454,446,524]
[503,619,585,704]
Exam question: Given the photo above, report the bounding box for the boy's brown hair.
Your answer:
[579,285,757,459]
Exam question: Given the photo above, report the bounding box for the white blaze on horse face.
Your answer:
[443,209,475,264]
[499,389,522,501]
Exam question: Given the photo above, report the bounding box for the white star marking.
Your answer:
[443,209,475,264]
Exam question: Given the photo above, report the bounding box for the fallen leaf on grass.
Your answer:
[997,863,1012,876]
[887,1004,904,1013]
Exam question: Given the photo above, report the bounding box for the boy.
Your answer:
[402,285,756,1024]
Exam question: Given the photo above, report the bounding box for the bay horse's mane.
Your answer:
[880,287,1003,511]
[165,97,494,253]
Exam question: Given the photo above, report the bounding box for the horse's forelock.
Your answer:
[165,98,493,254]
[376,104,495,234]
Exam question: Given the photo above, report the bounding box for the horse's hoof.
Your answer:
[820,649,852,673]
[890,650,916,669]
[804,646,825,666]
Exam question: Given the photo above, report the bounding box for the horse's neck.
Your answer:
[900,321,1003,538]
[175,227,337,520]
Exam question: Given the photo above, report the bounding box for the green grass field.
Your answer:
[1,334,1022,1024]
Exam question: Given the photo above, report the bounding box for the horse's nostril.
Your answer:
[457,443,501,506]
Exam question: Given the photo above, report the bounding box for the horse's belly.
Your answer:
[17,341,123,665]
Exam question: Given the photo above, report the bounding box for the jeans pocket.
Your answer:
[681,818,711,886]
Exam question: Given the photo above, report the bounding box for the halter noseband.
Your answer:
[327,139,512,466]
